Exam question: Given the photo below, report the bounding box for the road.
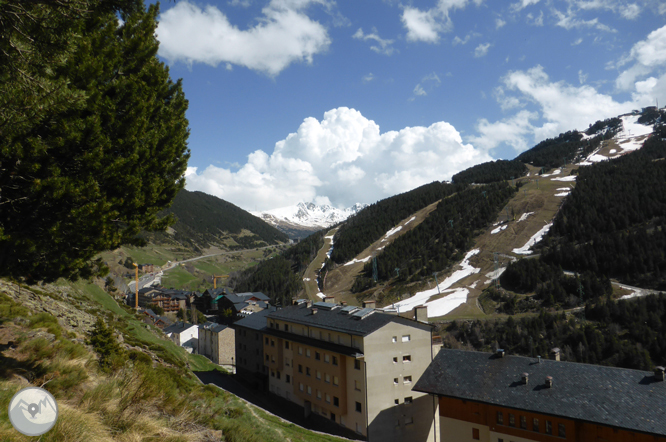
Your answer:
[126,244,277,293]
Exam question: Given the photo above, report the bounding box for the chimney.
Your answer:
[311,308,318,315]
[324,296,336,304]
[655,366,665,381]
[496,349,505,358]
[341,301,348,306]
[550,347,561,361]
[521,373,529,385]
[414,305,428,323]
[363,300,376,309]
[306,300,313,308]
[545,376,553,388]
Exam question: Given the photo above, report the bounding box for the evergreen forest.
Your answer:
[451,159,527,184]
[331,182,459,265]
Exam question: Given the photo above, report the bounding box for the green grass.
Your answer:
[162,265,201,289]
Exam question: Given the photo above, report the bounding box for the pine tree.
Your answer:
[0,0,190,282]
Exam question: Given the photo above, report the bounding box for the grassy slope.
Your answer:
[0,280,347,442]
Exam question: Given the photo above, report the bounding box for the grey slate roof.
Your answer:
[267,304,431,337]
[234,307,276,331]
[163,321,195,334]
[413,349,666,437]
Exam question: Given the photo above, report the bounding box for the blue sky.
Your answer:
[152,0,666,211]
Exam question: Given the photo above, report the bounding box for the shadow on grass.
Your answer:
[194,370,363,441]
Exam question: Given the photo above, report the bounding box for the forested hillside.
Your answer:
[541,134,666,289]
[451,159,527,184]
[355,182,516,288]
[230,230,327,306]
[331,182,459,264]
[447,292,666,371]
[154,189,288,251]
[515,130,601,168]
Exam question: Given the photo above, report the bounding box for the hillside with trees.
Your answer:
[515,130,601,168]
[451,159,527,184]
[354,182,516,289]
[331,182,459,265]
[229,230,327,306]
[541,135,666,290]
[152,189,288,251]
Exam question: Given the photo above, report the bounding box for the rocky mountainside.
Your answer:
[252,202,368,239]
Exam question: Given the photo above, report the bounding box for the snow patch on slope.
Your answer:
[385,249,480,317]
[512,223,552,255]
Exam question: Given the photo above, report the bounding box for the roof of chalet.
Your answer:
[163,321,196,334]
[267,303,431,337]
[413,349,666,437]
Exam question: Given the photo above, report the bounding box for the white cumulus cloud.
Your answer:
[156,0,331,76]
[185,107,493,210]
[616,24,666,90]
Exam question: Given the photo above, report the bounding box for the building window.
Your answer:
[298,364,303,373]
[402,335,410,342]
[271,370,275,377]
[315,352,320,360]
[333,376,339,386]
[472,428,480,440]
[265,337,269,345]
[316,390,322,400]
[393,357,398,363]
[325,374,330,383]
[393,378,399,385]
[545,420,552,435]
[392,336,397,343]
[558,423,566,438]
[306,367,311,376]
[285,341,290,349]
[533,418,539,432]
[496,412,503,425]
[286,374,291,383]
[284,323,288,331]
[404,396,413,404]
[325,354,330,363]
[509,414,515,427]
[394,399,399,405]
[355,402,362,413]
[356,423,362,433]
[316,370,321,380]
[276,371,281,380]
[307,386,312,395]
[332,356,338,366]
[306,349,311,357]
[328,333,332,342]
[354,359,361,370]
[299,383,304,392]
[403,376,412,384]
[405,416,413,425]
[325,394,331,403]
[520,415,527,429]
[333,396,339,407]
[354,380,361,391]
[265,354,269,361]
[271,339,275,347]
[403,355,411,363]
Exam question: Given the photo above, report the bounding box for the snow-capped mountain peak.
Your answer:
[252,201,368,231]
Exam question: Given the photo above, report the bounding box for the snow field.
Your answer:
[344,256,372,266]
[552,176,576,182]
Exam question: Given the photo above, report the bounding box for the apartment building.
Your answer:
[234,308,275,389]
[198,322,235,365]
[414,348,666,442]
[261,301,439,442]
